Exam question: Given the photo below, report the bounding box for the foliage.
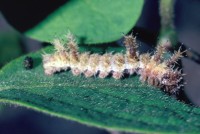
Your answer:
[1,0,200,134]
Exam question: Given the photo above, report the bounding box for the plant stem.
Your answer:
[158,0,177,48]
[132,26,200,65]
[159,0,175,29]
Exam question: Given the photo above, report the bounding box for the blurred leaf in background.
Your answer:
[24,0,144,44]
[0,13,22,67]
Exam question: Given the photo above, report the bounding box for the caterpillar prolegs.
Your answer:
[42,33,185,94]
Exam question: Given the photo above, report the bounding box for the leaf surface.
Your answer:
[0,29,22,67]
[25,0,144,44]
[0,46,200,134]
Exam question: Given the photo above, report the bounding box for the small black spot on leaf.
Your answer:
[24,56,33,70]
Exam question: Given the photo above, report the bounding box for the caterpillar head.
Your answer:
[161,70,183,94]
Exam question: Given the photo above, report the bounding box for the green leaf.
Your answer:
[0,31,22,67]
[0,46,200,134]
[0,14,24,112]
[25,0,144,44]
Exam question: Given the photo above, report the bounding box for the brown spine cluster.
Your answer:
[42,33,185,94]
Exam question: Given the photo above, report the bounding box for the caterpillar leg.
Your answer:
[84,54,100,77]
[111,53,125,79]
[98,53,112,78]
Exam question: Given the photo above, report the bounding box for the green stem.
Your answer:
[159,0,175,29]
[158,0,177,48]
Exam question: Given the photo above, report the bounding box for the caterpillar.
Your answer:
[42,32,185,94]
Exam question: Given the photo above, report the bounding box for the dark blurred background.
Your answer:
[0,0,200,134]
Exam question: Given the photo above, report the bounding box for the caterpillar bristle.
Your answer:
[53,39,65,52]
[167,47,186,66]
[139,53,151,64]
[124,34,138,59]
[153,45,166,63]
[42,32,186,94]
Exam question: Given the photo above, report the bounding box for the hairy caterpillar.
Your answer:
[42,32,185,94]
